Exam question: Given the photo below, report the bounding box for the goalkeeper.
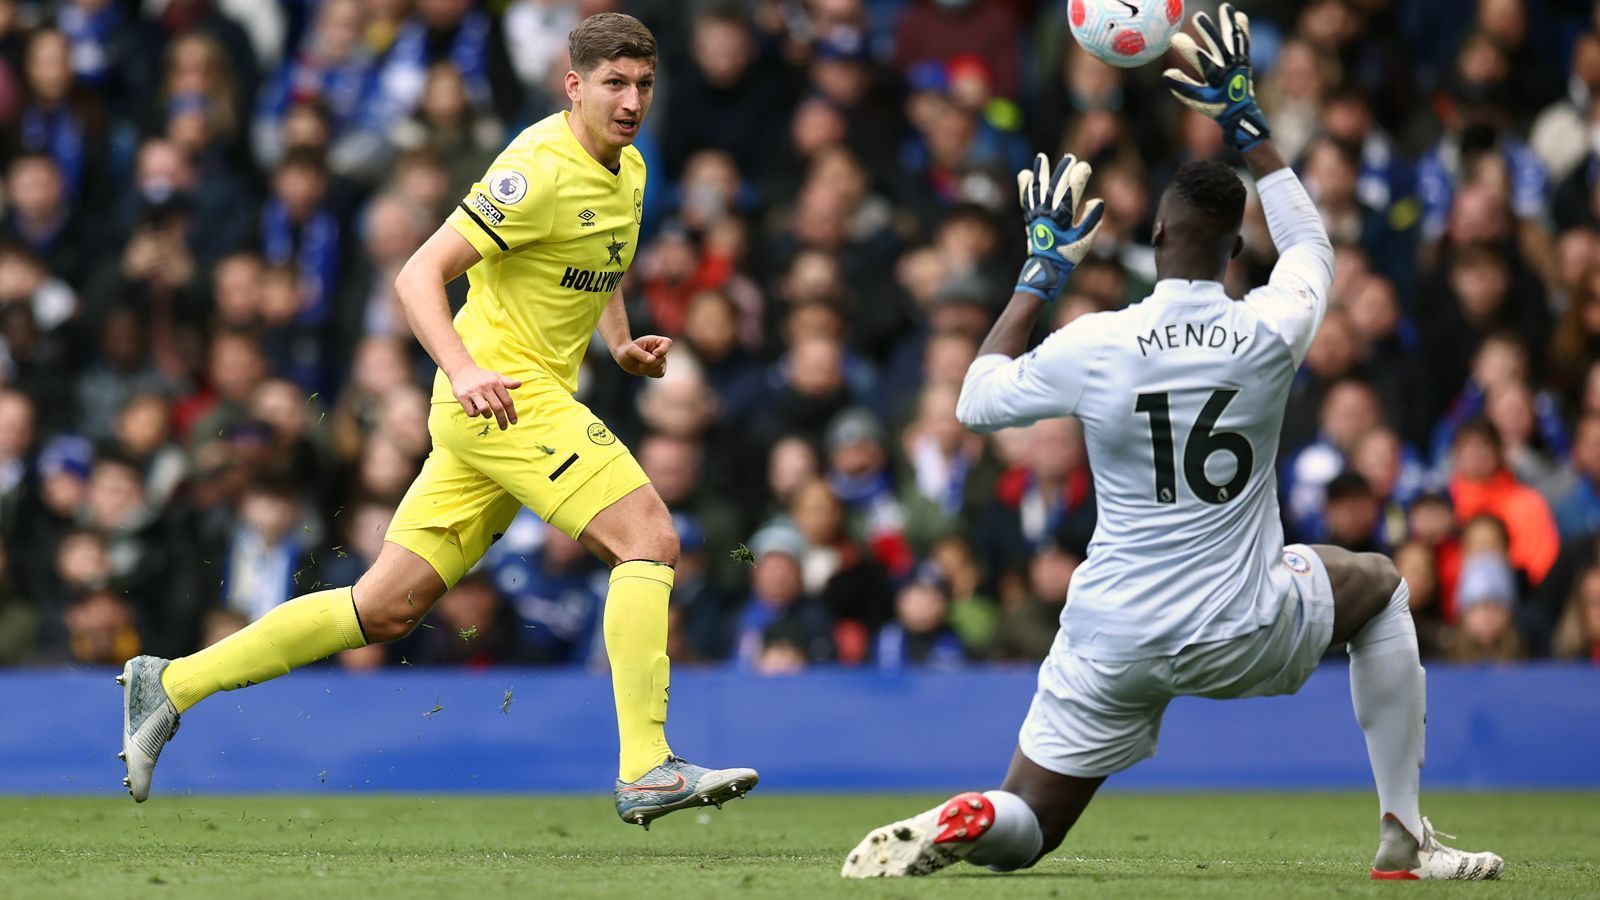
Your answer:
[841,5,1504,882]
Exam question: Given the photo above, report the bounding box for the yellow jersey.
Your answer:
[438,110,645,400]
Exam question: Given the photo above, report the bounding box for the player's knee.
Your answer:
[1360,552,1403,604]
[648,525,680,568]
[356,590,434,643]
[361,608,417,644]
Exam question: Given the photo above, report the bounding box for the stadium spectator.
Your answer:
[72,309,169,443]
[19,435,86,591]
[1552,414,1600,539]
[728,523,832,668]
[252,0,377,171]
[0,0,1597,674]
[368,0,519,135]
[749,332,857,450]
[894,0,1019,101]
[982,420,1094,585]
[0,242,76,346]
[1549,264,1600,404]
[329,336,412,465]
[58,587,139,665]
[1532,32,1600,187]
[638,432,740,590]
[680,289,762,421]
[412,572,520,667]
[1347,426,1425,551]
[782,475,893,660]
[1448,551,1528,663]
[1285,377,1383,542]
[0,542,33,664]
[927,532,996,654]
[990,541,1078,662]
[1429,332,1566,467]
[156,29,249,169]
[662,8,783,180]
[1485,380,1574,502]
[260,147,341,337]
[824,407,911,578]
[899,382,987,544]
[337,193,430,352]
[1415,32,1550,259]
[1448,419,1560,587]
[1324,471,1383,553]
[217,479,309,624]
[111,393,187,514]
[485,517,606,667]
[501,0,578,116]
[1394,540,1449,658]
[15,26,112,207]
[389,61,504,200]
[2,153,93,284]
[1551,558,1600,663]
[874,566,965,671]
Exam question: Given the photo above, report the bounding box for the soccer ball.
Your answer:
[1068,0,1185,69]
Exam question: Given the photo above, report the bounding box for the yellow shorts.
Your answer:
[385,384,649,588]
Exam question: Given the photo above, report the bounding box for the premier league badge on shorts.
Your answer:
[1283,549,1312,575]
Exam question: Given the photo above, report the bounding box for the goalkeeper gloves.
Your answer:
[1014,152,1105,302]
[1163,3,1271,153]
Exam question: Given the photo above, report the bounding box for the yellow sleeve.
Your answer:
[446,147,558,258]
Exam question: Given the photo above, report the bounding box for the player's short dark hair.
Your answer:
[1169,160,1246,231]
[569,13,657,75]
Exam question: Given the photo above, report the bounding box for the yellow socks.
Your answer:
[604,561,674,782]
[161,587,367,713]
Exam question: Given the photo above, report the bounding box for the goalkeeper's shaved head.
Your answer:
[1153,160,1248,281]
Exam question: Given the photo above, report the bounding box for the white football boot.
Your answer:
[841,791,995,878]
[117,655,181,802]
[1370,814,1504,880]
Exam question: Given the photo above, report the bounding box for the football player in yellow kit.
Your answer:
[119,13,757,829]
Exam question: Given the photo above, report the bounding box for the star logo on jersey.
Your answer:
[605,232,629,267]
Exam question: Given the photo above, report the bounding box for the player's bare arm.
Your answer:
[394,224,522,430]
[599,288,672,379]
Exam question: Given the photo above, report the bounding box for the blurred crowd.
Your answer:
[0,0,1598,674]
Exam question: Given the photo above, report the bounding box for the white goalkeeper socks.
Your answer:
[1346,578,1426,842]
[964,790,1044,870]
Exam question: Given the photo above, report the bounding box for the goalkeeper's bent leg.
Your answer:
[161,586,368,712]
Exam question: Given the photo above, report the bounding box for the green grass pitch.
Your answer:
[3,792,1595,898]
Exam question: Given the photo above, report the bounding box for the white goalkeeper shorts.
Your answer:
[1018,544,1336,779]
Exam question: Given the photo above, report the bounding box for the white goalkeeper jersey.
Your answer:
[957,169,1334,661]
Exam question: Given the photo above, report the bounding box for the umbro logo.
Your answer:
[578,209,597,227]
